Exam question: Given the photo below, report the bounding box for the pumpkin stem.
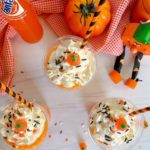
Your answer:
[74,1,96,26]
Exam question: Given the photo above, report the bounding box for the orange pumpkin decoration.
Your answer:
[66,53,81,66]
[14,119,27,132]
[115,117,127,131]
[65,0,111,37]
[131,0,150,22]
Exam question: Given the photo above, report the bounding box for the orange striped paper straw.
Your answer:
[0,82,33,109]
[129,106,150,116]
[80,0,106,48]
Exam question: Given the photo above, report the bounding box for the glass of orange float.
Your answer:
[44,35,96,90]
[0,99,50,150]
[89,98,144,150]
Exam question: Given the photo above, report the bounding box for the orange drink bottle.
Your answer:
[0,0,43,43]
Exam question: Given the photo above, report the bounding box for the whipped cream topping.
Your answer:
[89,99,136,147]
[46,40,96,88]
[0,102,46,148]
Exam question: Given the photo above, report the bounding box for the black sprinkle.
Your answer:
[8,118,12,123]
[28,119,31,122]
[126,129,129,132]
[103,142,108,145]
[60,66,63,70]
[64,51,71,53]
[98,121,102,124]
[34,120,40,124]
[59,56,65,62]
[117,132,121,134]
[20,71,24,74]
[6,130,9,133]
[47,62,50,65]
[124,137,128,142]
[127,139,133,143]
[76,65,81,68]
[54,122,57,126]
[103,104,106,107]
[97,110,101,113]
[37,116,40,118]
[4,115,6,119]
[6,124,9,127]
[107,114,111,118]
[81,59,87,61]
[12,85,16,87]
[34,124,37,128]
[60,130,63,134]
[105,135,111,139]
[105,135,112,141]
[123,107,128,112]
[27,129,30,132]
[99,102,102,107]
[55,59,61,65]
[90,121,93,125]
[75,77,80,79]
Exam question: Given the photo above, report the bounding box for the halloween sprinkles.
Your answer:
[0,102,47,149]
[89,99,138,147]
[46,39,96,89]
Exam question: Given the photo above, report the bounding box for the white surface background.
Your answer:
[0,19,150,150]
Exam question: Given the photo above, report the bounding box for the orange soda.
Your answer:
[0,0,43,43]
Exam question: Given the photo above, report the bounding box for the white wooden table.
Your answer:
[0,19,150,150]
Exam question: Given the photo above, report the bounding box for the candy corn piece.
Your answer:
[80,141,87,150]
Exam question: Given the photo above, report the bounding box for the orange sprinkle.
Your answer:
[119,99,126,105]
[19,106,24,108]
[109,116,114,122]
[5,122,10,127]
[90,127,95,134]
[33,129,37,134]
[80,141,87,150]
[19,133,25,138]
[111,130,116,134]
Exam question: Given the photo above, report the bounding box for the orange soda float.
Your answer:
[45,36,96,90]
[89,98,144,149]
[0,102,48,150]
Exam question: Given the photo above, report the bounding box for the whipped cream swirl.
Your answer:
[89,99,137,147]
[0,102,46,148]
[46,40,96,88]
